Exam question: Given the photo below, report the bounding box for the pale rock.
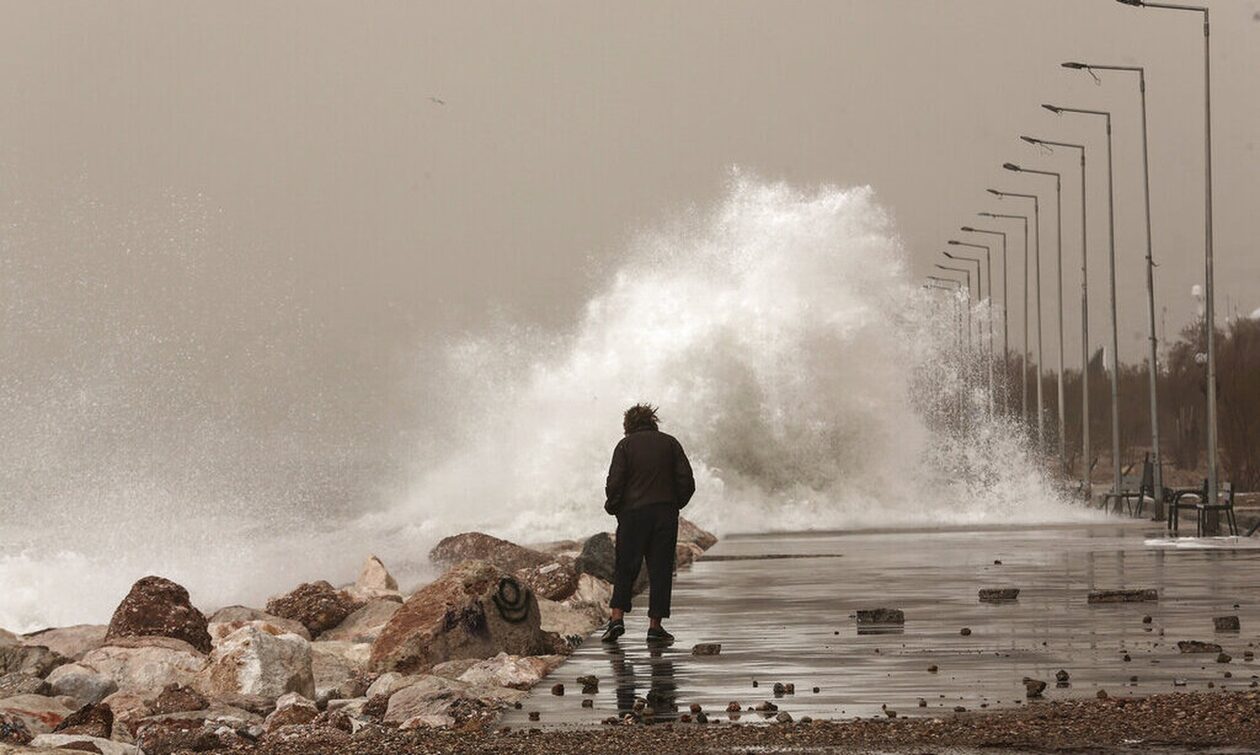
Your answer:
[0,693,75,734]
[318,600,399,643]
[428,659,481,680]
[364,672,413,699]
[310,641,370,700]
[454,652,566,690]
[677,517,718,550]
[538,598,603,641]
[196,624,314,700]
[78,639,207,694]
[381,675,525,725]
[29,733,134,755]
[399,713,453,729]
[20,625,107,661]
[45,663,118,706]
[355,556,399,595]
[207,607,310,642]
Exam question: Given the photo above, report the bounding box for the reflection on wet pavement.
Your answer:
[501,521,1260,728]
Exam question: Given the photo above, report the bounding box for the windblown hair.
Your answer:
[623,403,660,434]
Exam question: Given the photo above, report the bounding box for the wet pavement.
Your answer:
[501,520,1260,729]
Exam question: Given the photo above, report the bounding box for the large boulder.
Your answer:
[428,533,551,574]
[453,653,565,690]
[369,560,552,673]
[381,675,525,727]
[265,582,360,637]
[318,600,399,644]
[105,577,212,654]
[45,663,117,706]
[207,607,310,642]
[0,643,68,678]
[78,637,207,694]
[309,642,370,701]
[573,533,616,583]
[514,557,579,602]
[0,694,76,734]
[20,626,107,662]
[196,623,314,700]
[677,517,718,550]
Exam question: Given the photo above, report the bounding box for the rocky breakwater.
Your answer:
[0,518,718,752]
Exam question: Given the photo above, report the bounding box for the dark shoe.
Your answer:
[601,620,625,643]
[646,626,674,644]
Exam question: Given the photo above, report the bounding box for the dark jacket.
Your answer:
[604,429,695,515]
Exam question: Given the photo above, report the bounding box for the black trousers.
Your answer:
[610,502,678,618]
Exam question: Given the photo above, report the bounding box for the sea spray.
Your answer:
[0,173,1095,633]
[385,174,1093,544]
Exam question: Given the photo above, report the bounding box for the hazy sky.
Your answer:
[1,1,1257,509]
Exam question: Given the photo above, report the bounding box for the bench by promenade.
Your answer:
[1169,479,1238,538]
[1102,455,1156,517]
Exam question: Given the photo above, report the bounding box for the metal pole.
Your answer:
[1054,175,1066,470]
[1138,69,1166,517]
[1062,61,1166,513]
[1203,9,1219,533]
[1103,114,1121,498]
[1079,148,1091,499]
[1115,0,1216,529]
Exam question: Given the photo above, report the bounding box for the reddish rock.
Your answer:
[133,718,223,755]
[146,683,208,715]
[104,576,212,653]
[52,702,113,739]
[514,557,579,602]
[429,532,551,573]
[265,581,361,637]
[369,560,552,673]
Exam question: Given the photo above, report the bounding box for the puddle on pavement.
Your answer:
[500,521,1260,729]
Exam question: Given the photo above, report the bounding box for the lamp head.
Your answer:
[1003,162,1021,172]
[947,240,961,245]
[986,188,1002,197]
[1062,61,1087,69]
[1020,135,1039,145]
[1042,104,1063,115]
[1115,0,1144,6]
[977,212,996,218]
[943,251,958,260]
[960,226,975,232]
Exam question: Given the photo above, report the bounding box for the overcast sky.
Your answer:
[1,1,1257,507]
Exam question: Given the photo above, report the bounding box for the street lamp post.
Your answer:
[988,189,1043,449]
[936,263,973,353]
[927,277,968,429]
[1044,104,1122,500]
[978,211,1030,422]
[1022,136,1090,497]
[1005,163,1067,472]
[1116,0,1218,533]
[1063,60,1165,518]
[946,246,992,414]
[961,228,1009,413]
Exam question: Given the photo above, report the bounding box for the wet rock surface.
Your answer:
[369,560,552,673]
[429,532,552,574]
[978,588,1019,602]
